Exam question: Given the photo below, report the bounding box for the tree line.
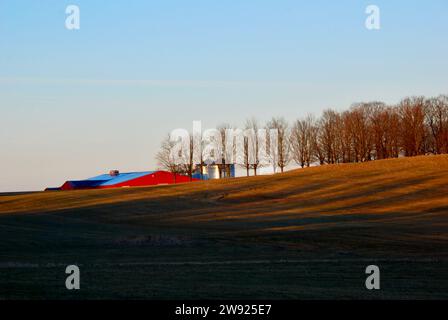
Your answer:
[156,94,448,179]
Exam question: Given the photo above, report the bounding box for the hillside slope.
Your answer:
[1,155,448,234]
[2,154,448,210]
[1,155,448,299]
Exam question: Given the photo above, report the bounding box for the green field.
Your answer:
[1,155,448,299]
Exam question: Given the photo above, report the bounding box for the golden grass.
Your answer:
[1,155,448,240]
[1,155,447,300]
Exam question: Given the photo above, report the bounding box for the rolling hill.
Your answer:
[1,155,447,299]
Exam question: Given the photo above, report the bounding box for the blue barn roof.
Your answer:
[67,180,108,188]
[86,171,155,186]
[46,171,157,190]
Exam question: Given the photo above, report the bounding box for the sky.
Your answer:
[0,0,447,192]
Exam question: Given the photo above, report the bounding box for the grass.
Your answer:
[1,155,448,299]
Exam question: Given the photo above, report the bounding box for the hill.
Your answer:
[1,155,447,299]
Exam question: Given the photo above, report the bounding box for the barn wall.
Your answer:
[99,171,197,188]
[60,182,74,191]
[52,171,198,191]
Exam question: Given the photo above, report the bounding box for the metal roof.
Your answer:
[86,171,155,186]
[67,180,108,188]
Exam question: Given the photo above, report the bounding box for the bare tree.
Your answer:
[217,124,229,178]
[233,123,251,177]
[425,95,448,155]
[267,117,290,172]
[182,135,195,181]
[156,93,448,178]
[241,132,251,176]
[312,119,326,165]
[217,123,238,178]
[290,115,315,168]
[347,103,375,162]
[399,97,427,157]
[245,118,263,175]
[155,135,183,183]
[369,103,401,160]
[320,110,341,164]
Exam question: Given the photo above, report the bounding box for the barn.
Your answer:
[46,170,197,191]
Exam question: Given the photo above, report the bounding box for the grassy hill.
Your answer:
[1,155,448,299]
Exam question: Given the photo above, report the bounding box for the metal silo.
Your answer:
[208,165,220,179]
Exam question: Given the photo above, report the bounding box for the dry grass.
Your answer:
[1,155,448,249]
[1,155,448,234]
[1,155,448,299]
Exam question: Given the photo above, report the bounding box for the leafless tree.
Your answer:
[369,103,401,159]
[155,135,183,183]
[425,95,448,154]
[312,120,326,165]
[290,115,315,168]
[182,134,195,181]
[399,97,427,157]
[319,110,341,164]
[217,123,236,178]
[347,103,375,162]
[157,93,448,177]
[233,123,252,177]
[267,117,290,172]
[241,131,251,176]
[245,118,264,175]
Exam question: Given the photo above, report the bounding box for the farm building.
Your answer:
[46,170,197,191]
[192,164,236,180]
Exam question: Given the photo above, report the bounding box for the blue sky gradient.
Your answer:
[1,0,447,191]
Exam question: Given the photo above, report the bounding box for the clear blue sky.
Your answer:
[1,0,447,191]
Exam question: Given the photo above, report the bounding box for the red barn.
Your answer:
[46,170,198,191]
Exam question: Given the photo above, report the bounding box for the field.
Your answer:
[1,155,448,299]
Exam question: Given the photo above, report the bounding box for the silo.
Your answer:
[208,165,220,179]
